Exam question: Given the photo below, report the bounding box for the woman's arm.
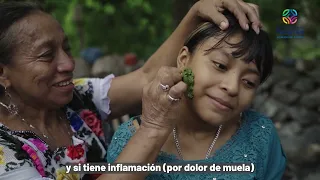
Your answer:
[99,65,187,180]
[107,0,262,119]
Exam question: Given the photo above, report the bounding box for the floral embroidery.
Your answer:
[0,77,113,180]
[107,110,285,180]
[0,146,5,165]
[70,112,84,131]
[56,167,80,180]
[55,155,61,161]
[74,80,94,95]
[67,144,85,160]
[22,143,45,177]
[29,138,48,152]
[73,79,86,86]
[80,110,104,138]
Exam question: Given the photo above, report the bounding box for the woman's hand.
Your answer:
[192,0,261,34]
[140,66,187,131]
[100,67,187,180]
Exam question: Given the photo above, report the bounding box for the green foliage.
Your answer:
[292,38,320,60]
[2,0,319,61]
[246,0,320,61]
[182,68,195,99]
[45,0,174,59]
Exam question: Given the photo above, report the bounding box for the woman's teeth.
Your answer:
[56,80,72,87]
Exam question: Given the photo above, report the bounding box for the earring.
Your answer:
[3,86,18,115]
[182,68,194,99]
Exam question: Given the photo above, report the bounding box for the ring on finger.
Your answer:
[159,83,170,92]
[168,94,180,102]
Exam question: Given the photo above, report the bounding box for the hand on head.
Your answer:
[139,0,262,131]
[193,0,261,34]
[140,66,187,130]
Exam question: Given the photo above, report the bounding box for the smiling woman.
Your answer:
[107,11,286,180]
[175,20,273,125]
[4,11,75,108]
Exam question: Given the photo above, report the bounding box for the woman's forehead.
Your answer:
[197,36,259,72]
[13,11,65,47]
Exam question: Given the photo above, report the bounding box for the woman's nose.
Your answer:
[57,52,75,73]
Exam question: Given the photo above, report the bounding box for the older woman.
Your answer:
[0,1,261,180]
[108,11,286,180]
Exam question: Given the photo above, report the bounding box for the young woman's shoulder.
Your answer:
[244,109,277,135]
[243,109,287,179]
[243,109,282,151]
[106,116,141,163]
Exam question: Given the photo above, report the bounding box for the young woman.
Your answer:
[107,11,286,180]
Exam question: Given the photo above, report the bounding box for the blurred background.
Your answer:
[2,0,319,179]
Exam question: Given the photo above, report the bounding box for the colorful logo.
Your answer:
[282,9,298,24]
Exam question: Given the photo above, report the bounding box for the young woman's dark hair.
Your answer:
[184,10,273,84]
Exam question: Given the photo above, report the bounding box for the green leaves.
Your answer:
[42,0,173,58]
[103,4,115,15]
[182,68,195,99]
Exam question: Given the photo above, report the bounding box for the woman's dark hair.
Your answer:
[0,2,43,95]
[184,11,273,84]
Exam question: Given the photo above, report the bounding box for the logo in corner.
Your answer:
[282,9,298,24]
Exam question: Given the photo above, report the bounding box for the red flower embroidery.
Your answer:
[80,110,104,138]
[67,144,85,160]
[55,155,60,161]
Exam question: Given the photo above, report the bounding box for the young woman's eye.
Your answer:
[213,62,228,71]
[243,79,256,88]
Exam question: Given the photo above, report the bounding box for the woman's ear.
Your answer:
[177,46,191,70]
[0,64,11,89]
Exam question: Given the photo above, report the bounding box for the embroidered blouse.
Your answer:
[107,109,287,180]
[0,75,114,180]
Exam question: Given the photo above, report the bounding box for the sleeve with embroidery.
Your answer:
[73,74,115,121]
